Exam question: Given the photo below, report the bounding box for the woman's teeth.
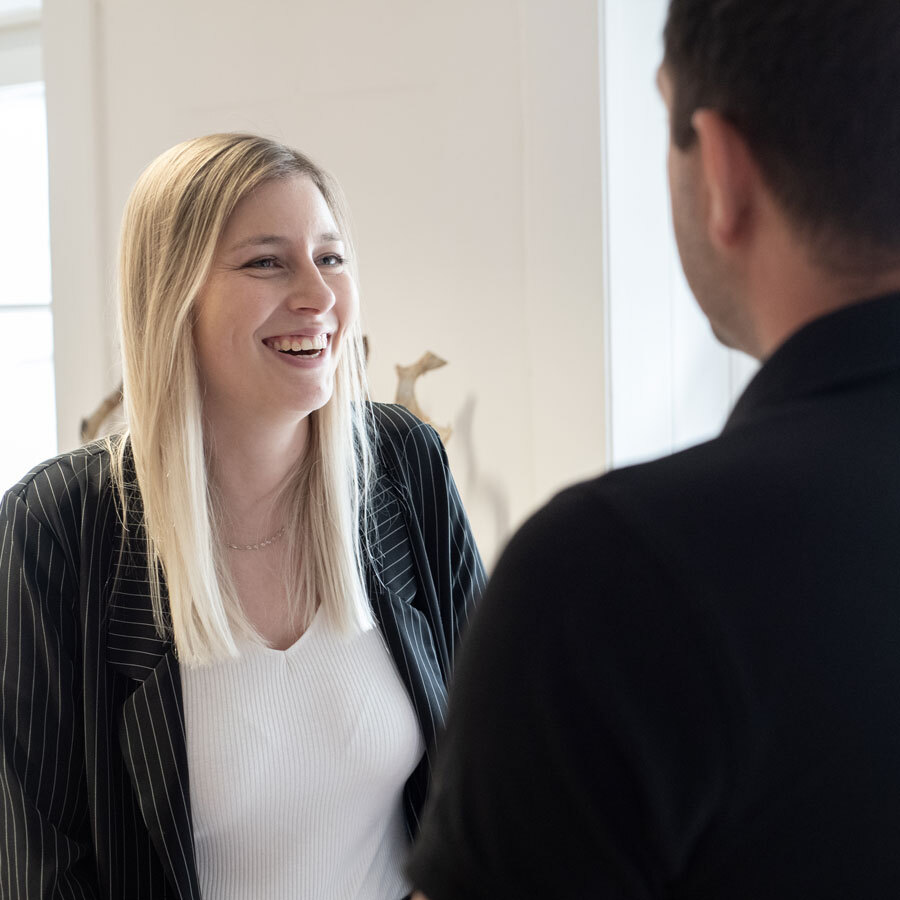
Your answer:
[265,334,329,355]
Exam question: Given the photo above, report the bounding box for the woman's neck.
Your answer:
[204,409,310,542]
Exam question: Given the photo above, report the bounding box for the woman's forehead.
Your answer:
[222,175,339,244]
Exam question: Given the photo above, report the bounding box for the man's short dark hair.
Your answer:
[664,0,900,269]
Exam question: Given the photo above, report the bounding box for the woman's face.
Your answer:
[193,174,357,430]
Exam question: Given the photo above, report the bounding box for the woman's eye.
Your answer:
[246,257,279,269]
[319,253,345,268]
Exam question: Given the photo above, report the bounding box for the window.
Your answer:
[0,3,55,490]
[602,0,757,468]
[0,0,40,12]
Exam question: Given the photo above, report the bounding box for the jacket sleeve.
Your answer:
[0,488,99,898]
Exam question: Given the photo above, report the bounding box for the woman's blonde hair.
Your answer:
[110,133,376,665]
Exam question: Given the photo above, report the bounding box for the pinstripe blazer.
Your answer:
[0,402,485,900]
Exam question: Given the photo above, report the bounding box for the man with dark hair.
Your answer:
[408,0,900,897]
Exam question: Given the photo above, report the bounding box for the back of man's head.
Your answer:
[664,0,900,274]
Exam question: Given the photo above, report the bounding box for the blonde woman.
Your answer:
[0,133,485,900]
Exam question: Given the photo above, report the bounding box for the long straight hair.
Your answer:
[110,133,376,665]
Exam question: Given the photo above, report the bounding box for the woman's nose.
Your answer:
[286,262,335,312]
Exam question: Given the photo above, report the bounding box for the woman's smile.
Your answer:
[263,332,332,366]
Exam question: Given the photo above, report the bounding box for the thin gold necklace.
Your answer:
[225,525,286,552]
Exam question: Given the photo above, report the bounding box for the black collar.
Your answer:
[724,292,900,434]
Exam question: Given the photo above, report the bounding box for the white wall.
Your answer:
[42,0,607,566]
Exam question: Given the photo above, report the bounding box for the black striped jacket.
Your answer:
[0,403,485,899]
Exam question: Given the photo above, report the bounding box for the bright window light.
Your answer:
[0,79,56,491]
[0,1,41,15]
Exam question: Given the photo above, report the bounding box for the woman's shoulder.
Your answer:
[368,402,446,463]
[368,403,452,511]
[2,438,120,529]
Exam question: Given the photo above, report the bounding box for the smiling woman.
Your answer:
[116,135,376,664]
[0,133,485,900]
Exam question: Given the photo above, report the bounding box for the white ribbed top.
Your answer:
[180,609,424,900]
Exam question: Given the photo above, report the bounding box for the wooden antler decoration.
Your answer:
[395,351,452,443]
[81,382,124,443]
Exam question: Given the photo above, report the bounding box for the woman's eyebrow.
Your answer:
[228,231,344,252]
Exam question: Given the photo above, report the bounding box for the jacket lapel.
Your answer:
[118,651,201,900]
[365,474,448,833]
[107,531,200,900]
[367,475,448,728]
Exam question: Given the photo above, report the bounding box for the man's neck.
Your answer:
[741,227,900,360]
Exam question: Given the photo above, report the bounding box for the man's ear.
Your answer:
[692,109,757,251]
